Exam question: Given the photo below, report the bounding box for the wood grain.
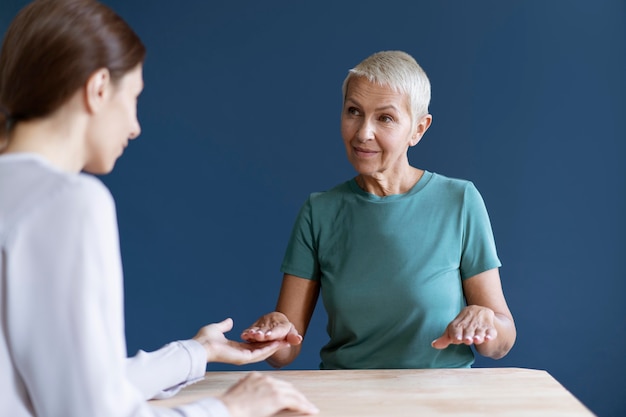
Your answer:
[150,368,594,416]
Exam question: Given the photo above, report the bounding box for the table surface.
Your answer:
[150,367,594,416]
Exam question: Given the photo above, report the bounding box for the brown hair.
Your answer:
[0,0,146,138]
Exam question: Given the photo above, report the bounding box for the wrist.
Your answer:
[191,337,213,362]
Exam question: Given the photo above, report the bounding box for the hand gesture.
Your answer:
[431,305,497,349]
[220,372,319,417]
[192,318,291,365]
[240,312,303,345]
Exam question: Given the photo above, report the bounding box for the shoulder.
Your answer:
[290,180,353,222]
[64,173,115,209]
[307,180,353,204]
[50,175,119,236]
[1,162,119,258]
[28,171,117,224]
[1,155,115,232]
[425,172,480,199]
[428,171,474,190]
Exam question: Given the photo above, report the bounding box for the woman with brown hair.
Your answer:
[0,1,317,416]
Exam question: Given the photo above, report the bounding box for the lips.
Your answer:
[353,146,378,157]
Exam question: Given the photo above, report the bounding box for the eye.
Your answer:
[379,114,394,123]
[347,106,361,116]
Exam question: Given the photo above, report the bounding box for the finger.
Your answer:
[241,326,268,341]
[244,333,299,347]
[243,324,292,342]
[448,324,466,345]
[462,327,475,345]
[235,342,288,364]
[240,330,257,341]
[241,328,273,342]
[217,342,285,366]
[285,328,303,345]
[470,325,489,344]
[241,321,278,340]
[278,387,320,415]
[224,373,319,416]
[258,375,319,415]
[215,317,234,333]
[245,340,290,356]
[462,321,490,345]
[479,327,497,344]
[451,318,476,345]
[431,335,451,349]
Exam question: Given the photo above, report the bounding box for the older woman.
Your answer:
[0,1,318,416]
[242,50,516,370]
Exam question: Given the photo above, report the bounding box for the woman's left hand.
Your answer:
[192,318,291,365]
[432,269,516,359]
[431,305,497,348]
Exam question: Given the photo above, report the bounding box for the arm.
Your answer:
[432,268,516,359]
[241,274,320,368]
[13,179,307,417]
[127,318,292,400]
[126,340,209,400]
[192,318,292,365]
[9,179,219,416]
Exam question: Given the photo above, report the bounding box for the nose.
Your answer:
[356,119,374,143]
[129,120,141,140]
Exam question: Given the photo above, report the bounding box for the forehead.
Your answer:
[345,76,409,109]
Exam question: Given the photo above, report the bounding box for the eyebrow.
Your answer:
[345,98,400,113]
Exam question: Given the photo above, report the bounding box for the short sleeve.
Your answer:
[280,196,320,280]
[459,183,501,279]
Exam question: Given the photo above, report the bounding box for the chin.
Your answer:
[83,159,117,175]
[350,163,376,176]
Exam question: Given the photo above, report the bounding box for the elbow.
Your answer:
[477,343,513,360]
[265,352,288,368]
[479,329,516,360]
[266,358,286,369]
[487,347,511,360]
[484,314,517,360]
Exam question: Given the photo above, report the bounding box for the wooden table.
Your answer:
[151,368,594,416]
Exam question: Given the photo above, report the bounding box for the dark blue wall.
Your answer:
[2,1,624,416]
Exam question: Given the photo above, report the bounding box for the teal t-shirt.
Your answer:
[280,171,502,369]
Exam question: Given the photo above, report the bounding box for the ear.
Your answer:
[409,114,432,147]
[84,68,111,114]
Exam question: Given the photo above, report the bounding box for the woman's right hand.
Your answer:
[220,372,319,417]
[241,312,303,345]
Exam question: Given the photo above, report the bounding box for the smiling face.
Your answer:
[341,76,429,182]
[84,64,143,174]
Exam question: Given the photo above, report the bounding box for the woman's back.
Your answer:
[0,152,130,417]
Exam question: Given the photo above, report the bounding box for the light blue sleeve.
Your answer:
[126,340,207,400]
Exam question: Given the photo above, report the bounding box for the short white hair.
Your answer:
[342,50,431,123]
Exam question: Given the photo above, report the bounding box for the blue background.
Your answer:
[2,1,625,416]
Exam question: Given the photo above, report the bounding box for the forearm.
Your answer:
[126,340,207,400]
[475,313,516,359]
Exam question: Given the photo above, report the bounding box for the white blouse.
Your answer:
[0,153,229,417]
